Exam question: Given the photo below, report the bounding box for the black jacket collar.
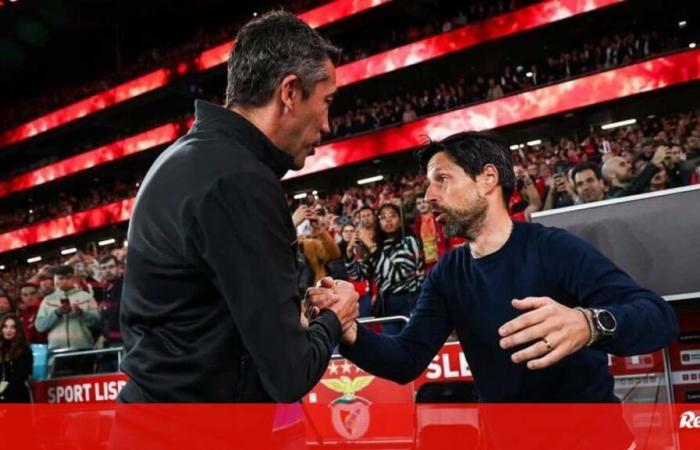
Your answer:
[192,100,295,179]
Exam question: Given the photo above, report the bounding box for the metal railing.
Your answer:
[331,315,410,358]
[48,346,125,379]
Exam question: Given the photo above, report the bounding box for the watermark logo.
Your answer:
[680,411,700,429]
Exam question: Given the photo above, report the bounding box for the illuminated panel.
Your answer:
[195,0,393,71]
[336,0,623,86]
[287,50,700,178]
[2,50,697,254]
[0,199,134,254]
[1,0,621,148]
[0,69,170,147]
[0,122,186,198]
[0,0,392,147]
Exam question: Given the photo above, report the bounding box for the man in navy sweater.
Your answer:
[310,131,678,404]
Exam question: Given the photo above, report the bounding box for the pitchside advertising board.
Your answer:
[31,342,666,404]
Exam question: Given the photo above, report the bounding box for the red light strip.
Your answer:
[2,50,696,254]
[288,50,700,178]
[336,0,622,87]
[0,0,392,148]
[0,198,134,254]
[0,0,619,148]
[0,122,186,198]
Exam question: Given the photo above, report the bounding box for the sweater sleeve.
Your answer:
[541,227,678,356]
[340,265,453,383]
[193,172,341,402]
[35,298,59,333]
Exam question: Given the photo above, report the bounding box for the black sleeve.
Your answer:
[621,164,659,197]
[193,171,341,402]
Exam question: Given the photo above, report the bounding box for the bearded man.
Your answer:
[310,132,677,406]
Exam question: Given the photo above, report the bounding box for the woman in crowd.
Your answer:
[0,313,33,403]
[328,223,373,317]
[345,203,424,334]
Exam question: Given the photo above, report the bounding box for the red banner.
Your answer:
[1,403,699,449]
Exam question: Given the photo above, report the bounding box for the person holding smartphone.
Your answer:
[35,265,100,352]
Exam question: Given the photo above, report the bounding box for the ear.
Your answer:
[478,164,500,196]
[279,74,302,112]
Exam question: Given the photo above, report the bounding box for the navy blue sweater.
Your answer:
[341,222,678,402]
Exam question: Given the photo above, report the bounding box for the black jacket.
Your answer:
[96,277,123,342]
[119,100,341,402]
[0,350,33,403]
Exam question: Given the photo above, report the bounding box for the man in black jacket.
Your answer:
[118,11,358,403]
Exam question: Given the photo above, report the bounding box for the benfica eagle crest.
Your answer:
[321,375,375,439]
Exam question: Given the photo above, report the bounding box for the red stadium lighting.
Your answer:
[0,0,620,149]
[0,0,393,148]
[0,49,697,254]
[0,121,187,199]
[286,49,700,179]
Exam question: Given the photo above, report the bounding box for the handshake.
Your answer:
[303,277,360,344]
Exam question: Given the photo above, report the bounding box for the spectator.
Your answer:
[95,255,124,347]
[35,265,100,351]
[328,223,372,317]
[511,164,543,220]
[412,193,448,273]
[603,145,667,198]
[0,313,33,403]
[543,163,577,210]
[648,168,668,192]
[299,209,342,285]
[357,206,378,256]
[401,186,419,229]
[486,77,504,99]
[0,294,16,315]
[17,284,47,344]
[571,162,607,204]
[345,203,424,335]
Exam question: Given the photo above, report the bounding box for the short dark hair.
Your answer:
[416,131,516,205]
[359,205,375,214]
[52,265,75,277]
[225,10,341,108]
[571,162,603,183]
[99,255,119,266]
[19,283,38,292]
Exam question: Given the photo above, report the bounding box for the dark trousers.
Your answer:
[381,291,418,335]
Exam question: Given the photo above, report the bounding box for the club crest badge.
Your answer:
[321,375,374,439]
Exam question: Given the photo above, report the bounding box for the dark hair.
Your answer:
[358,205,375,214]
[225,10,341,108]
[571,162,603,183]
[416,131,516,205]
[0,294,16,313]
[376,203,405,244]
[0,313,28,362]
[52,265,75,277]
[99,255,119,266]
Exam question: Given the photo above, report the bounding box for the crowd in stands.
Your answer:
[0,243,126,401]
[0,0,520,130]
[0,0,322,129]
[0,175,141,234]
[326,28,681,141]
[0,108,697,390]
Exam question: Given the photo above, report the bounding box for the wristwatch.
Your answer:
[576,307,617,346]
[590,308,617,344]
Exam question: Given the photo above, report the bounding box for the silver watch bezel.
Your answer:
[592,308,617,335]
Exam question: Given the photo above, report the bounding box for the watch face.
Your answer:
[598,310,616,332]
